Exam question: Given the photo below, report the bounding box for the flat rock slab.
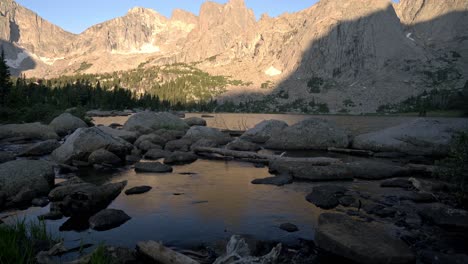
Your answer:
[381,178,413,189]
[135,162,173,173]
[125,186,152,195]
[305,185,348,209]
[346,160,410,180]
[89,209,131,231]
[316,213,415,264]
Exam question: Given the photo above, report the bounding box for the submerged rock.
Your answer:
[49,113,88,136]
[279,223,299,232]
[185,117,207,126]
[251,174,293,186]
[125,186,152,195]
[135,162,173,173]
[265,118,350,150]
[241,119,288,143]
[0,160,55,208]
[123,111,189,134]
[315,213,415,264]
[0,122,58,142]
[352,118,468,156]
[305,185,348,209]
[89,209,131,231]
[19,139,61,156]
[51,127,132,164]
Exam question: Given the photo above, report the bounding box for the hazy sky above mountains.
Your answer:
[15,0,320,34]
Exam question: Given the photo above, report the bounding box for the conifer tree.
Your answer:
[0,49,12,105]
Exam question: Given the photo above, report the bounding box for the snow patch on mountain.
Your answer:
[265,66,282,76]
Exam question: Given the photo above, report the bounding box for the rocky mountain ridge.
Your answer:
[1,0,467,112]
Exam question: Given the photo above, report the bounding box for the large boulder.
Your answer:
[51,127,132,164]
[183,126,232,145]
[88,149,122,165]
[144,149,170,160]
[315,213,415,264]
[89,209,131,231]
[352,118,468,156]
[0,122,58,142]
[48,181,126,217]
[0,160,55,207]
[165,139,192,152]
[241,120,288,143]
[19,139,61,156]
[123,112,188,134]
[184,117,207,127]
[134,134,166,148]
[265,118,350,150]
[49,113,88,136]
[97,126,138,143]
[268,157,349,181]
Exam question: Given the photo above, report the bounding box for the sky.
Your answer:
[14,0,322,34]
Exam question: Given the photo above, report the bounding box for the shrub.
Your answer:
[307,76,324,93]
[435,132,468,206]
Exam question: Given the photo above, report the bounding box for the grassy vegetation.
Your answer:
[0,219,55,264]
[89,244,112,264]
[435,132,468,207]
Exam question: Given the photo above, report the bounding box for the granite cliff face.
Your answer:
[1,0,467,112]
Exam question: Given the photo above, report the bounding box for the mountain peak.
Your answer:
[127,7,159,15]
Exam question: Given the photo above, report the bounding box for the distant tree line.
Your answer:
[0,54,219,124]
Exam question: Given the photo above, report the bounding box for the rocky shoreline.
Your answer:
[1,111,467,263]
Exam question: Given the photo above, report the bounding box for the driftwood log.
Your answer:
[137,241,200,264]
[192,147,341,165]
